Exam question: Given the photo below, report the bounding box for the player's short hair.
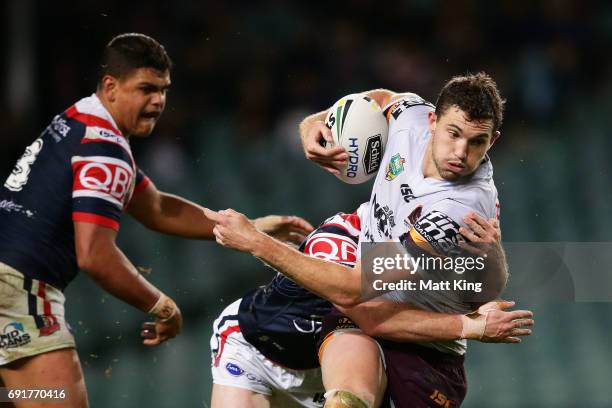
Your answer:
[98,33,172,85]
[435,72,505,133]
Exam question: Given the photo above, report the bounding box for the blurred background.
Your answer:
[2,1,611,407]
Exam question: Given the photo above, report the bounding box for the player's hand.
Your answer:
[141,306,183,346]
[461,300,534,343]
[253,215,314,245]
[459,213,501,256]
[205,208,263,253]
[302,121,348,175]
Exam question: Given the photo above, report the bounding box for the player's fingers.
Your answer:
[288,216,315,233]
[319,162,342,176]
[459,226,481,244]
[512,318,535,328]
[500,337,521,344]
[511,328,532,336]
[204,208,221,223]
[306,142,341,159]
[463,216,487,238]
[285,232,308,245]
[509,310,534,319]
[493,300,516,311]
[143,336,162,346]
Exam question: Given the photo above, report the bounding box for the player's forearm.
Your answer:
[150,193,216,239]
[78,242,161,313]
[339,301,463,342]
[250,232,363,307]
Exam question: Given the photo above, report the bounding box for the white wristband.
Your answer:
[460,310,490,340]
[148,293,177,321]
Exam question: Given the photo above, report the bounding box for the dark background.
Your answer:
[2,1,611,406]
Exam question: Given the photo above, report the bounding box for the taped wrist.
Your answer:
[148,293,177,321]
[460,310,490,340]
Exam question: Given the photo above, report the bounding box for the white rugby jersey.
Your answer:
[359,93,499,355]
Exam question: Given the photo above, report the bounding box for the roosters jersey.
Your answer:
[237,205,366,370]
[0,94,149,290]
[360,94,499,355]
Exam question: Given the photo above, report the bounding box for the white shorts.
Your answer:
[210,299,325,407]
[0,262,75,366]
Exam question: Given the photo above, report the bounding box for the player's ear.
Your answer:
[428,111,437,133]
[488,131,501,149]
[100,75,118,102]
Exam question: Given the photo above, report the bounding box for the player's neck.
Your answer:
[422,141,442,180]
[95,90,130,138]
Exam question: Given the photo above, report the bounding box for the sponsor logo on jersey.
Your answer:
[225,362,244,376]
[0,322,32,349]
[385,153,405,181]
[364,134,383,175]
[412,211,464,255]
[47,115,72,142]
[372,194,396,239]
[389,94,434,120]
[72,156,134,207]
[400,183,415,203]
[303,232,358,266]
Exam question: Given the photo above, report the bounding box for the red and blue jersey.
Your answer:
[236,208,363,370]
[0,94,149,290]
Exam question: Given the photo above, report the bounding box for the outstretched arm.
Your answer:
[206,208,364,307]
[127,181,313,243]
[339,300,534,343]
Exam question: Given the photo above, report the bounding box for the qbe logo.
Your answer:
[72,156,134,206]
[303,232,358,266]
[0,322,31,349]
[225,362,244,377]
[363,134,383,175]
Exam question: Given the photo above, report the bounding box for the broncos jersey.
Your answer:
[238,205,365,370]
[0,94,149,290]
[359,93,499,355]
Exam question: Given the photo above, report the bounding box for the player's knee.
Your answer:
[324,389,372,408]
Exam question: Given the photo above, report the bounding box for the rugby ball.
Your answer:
[324,94,388,184]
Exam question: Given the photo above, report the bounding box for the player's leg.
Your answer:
[211,384,270,408]
[0,348,88,408]
[319,331,386,408]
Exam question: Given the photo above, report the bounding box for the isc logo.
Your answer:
[72,156,134,207]
[303,233,358,266]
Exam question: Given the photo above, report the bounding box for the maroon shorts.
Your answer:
[379,340,467,408]
[319,309,467,408]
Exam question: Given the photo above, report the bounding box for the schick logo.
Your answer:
[0,322,31,349]
[346,138,359,178]
[363,134,382,174]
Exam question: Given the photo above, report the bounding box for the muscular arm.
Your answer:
[127,181,216,239]
[338,301,463,342]
[74,221,161,311]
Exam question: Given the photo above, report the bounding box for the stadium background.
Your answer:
[2,1,611,407]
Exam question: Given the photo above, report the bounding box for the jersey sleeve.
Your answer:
[400,199,478,257]
[383,93,435,133]
[71,139,135,231]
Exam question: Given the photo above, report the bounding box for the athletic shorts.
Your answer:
[210,299,325,407]
[319,308,467,408]
[0,262,75,366]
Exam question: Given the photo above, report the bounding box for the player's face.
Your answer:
[428,107,499,181]
[106,68,171,137]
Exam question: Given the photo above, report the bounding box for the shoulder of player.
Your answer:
[384,92,435,122]
[443,183,498,218]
